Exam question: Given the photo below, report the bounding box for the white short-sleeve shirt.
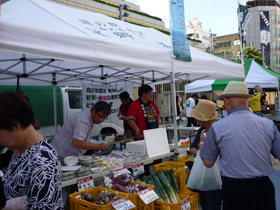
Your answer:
[185,97,196,117]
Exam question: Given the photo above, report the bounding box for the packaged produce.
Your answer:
[79,190,123,205]
[64,156,78,166]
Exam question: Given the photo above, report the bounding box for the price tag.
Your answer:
[132,162,144,176]
[77,176,94,191]
[138,188,159,205]
[113,168,131,177]
[180,198,191,210]
[111,197,136,210]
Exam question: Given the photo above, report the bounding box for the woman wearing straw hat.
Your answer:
[189,99,222,210]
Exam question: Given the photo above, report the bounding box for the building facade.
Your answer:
[186,17,212,51]
[52,0,166,30]
[245,0,280,73]
[213,33,242,61]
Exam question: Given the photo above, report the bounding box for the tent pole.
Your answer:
[277,79,280,113]
[52,73,58,135]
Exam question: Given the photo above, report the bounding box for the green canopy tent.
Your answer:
[185,59,280,93]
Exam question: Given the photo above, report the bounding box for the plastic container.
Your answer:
[178,155,195,163]
[64,156,78,166]
[69,186,128,210]
[98,133,103,141]
[153,161,192,196]
[154,192,199,210]
[100,181,154,210]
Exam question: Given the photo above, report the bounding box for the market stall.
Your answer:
[0,0,245,208]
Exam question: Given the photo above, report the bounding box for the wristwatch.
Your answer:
[198,142,204,146]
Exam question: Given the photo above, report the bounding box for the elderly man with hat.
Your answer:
[189,99,222,210]
[199,81,280,210]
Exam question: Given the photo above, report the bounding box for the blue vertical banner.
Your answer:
[170,0,191,62]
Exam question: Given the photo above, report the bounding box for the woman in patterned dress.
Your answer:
[0,92,63,210]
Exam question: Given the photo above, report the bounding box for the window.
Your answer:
[271,41,277,50]
[270,14,276,23]
[68,91,82,109]
[271,27,277,37]
[196,34,199,39]
[271,54,278,64]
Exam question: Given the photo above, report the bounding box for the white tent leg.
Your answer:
[170,72,179,157]
[52,73,58,135]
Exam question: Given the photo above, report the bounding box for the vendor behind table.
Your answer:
[51,101,111,161]
[118,91,133,138]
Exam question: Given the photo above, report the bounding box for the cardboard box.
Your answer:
[126,140,147,154]
[262,110,269,114]
[269,104,275,110]
[270,110,276,116]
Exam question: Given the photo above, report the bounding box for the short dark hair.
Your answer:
[191,93,199,98]
[0,91,34,131]
[120,91,130,100]
[249,89,254,94]
[92,101,111,115]
[138,84,153,97]
[201,95,207,99]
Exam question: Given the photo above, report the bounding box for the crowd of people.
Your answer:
[0,81,280,210]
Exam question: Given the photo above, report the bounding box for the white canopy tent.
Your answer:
[0,0,245,155]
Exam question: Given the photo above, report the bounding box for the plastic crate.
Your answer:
[178,155,195,163]
[69,186,128,210]
[153,161,192,196]
[154,192,199,210]
[100,181,154,210]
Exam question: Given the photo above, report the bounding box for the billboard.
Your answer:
[260,11,270,65]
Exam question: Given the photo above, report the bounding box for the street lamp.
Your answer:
[119,4,129,21]
[209,30,217,55]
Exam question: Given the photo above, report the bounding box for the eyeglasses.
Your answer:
[96,112,107,120]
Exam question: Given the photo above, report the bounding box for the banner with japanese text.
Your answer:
[170,0,191,62]
[260,11,270,65]
[237,4,251,65]
[82,83,133,120]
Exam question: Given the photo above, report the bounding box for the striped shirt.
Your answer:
[200,106,280,178]
[51,110,94,160]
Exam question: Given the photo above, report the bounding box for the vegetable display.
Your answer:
[80,190,123,205]
[144,168,180,204]
[102,173,148,194]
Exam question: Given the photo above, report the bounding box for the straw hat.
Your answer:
[217,81,251,101]
[189,99,217,121]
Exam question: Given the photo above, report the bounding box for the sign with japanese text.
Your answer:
[260,11,270,65]
[180,198,191,210]
[132,162,144,176]
[111,198,135,210]
[82,83,133,120]
[170,0,191,62]
[113,168,131,177]
[77,176,94,191]
[138,188,159,205]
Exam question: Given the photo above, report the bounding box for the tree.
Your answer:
[237,46,263,65]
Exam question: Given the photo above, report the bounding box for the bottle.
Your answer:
[186,140,190,147]
[98,133,103,141]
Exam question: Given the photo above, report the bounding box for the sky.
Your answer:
[125,0,247,37]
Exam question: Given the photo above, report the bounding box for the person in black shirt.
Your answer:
[118,91,133,138]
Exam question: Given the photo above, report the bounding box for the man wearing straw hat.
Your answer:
[199,81,280,210]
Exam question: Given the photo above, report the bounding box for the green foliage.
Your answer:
[91,0,162,21]
[242,46,263,65]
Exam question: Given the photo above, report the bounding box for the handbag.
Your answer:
[187,150,222,191]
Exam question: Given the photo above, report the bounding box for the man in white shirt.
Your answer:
[185,93,199,127]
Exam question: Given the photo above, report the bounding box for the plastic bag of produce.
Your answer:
[187,150,222,191]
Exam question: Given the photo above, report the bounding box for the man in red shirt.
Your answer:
[127,84,160,139]
[118,91,133,138]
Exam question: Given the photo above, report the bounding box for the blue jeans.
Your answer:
[253,111,263,117]
[199,189,222,210]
